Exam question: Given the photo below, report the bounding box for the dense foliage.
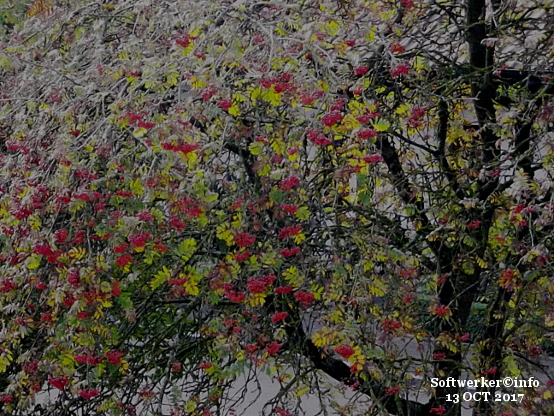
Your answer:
[1,0,554,415]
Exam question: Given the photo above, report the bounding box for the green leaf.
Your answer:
[295,206,310,220]
[204,191,219,203]
[263,87,282,106]
[28,215,41,231]
[369,278,386,296]
[27,254,42,270]
[366,347,385,359]
[249,86,263,102]
[166,71,179,86]
[130,178,144,196]
[0,354,12,373]
[373,118,390,132]
[395,103,411,116]
[270,189,286,203]
[365,27,376,42]
[216,223,234,246]
[119,293,133,309]
[228,103,240,116]
[178,238,197,261]
[462,235,475,247]
[207,292,220,304]
[150,266,171,290]
[248,141,264,155]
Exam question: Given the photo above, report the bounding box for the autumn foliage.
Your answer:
[1,0,554,415]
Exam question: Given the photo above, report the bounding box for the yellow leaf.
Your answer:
[295,207,310,220]
[249,86,262,103]
[232,92,247,102]
[130,178,143,196]
[216,223,234,246]
[190,28,202,38]
[150,266,171,290]
[326,21,340,36]
[133,127,147,138]
[264,87,282,106]
[27,0,54,17]
[191,76,205,88]
[61,352,74,367]
[228,103,241,116]
[166,72,179,86]
[28,215,41,231]
[348,100,365,114]
[249,141,264,155]
[270,139,286,156]
[69,247,86,260]
[363,259,374,271]
[293,232,306,244]
[476,257,487,269]
[178,239,197,261]
[312,327,334,347]
[318,80,329,92]
[27,254,42,270]
[412,56,428,73]
[369,278,386,297]
[373,118,391,132]
[283,266,304,287]
[0,354,12,373]
[247,293,266,307]
[395,103,411,115]
[259,162,271,177]
[288,152,299,162]
[94,308,105,320]
[365,27,376,43]
[184,273,200,296]
[231,213,242,229]
[296,385,309,397]
[339,114,361,130]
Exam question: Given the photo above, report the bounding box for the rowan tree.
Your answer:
[1,0,554,415]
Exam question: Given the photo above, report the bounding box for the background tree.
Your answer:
[1,0,554,415]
